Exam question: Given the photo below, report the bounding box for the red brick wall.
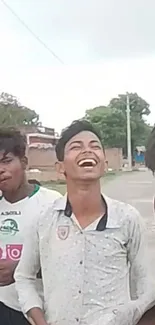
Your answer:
[105,148,123,171]
[28,147,57,170]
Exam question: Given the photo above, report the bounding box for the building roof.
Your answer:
[29,142,54,149]
[136,146,146,152]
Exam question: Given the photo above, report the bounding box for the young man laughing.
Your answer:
[0,128,61,325]
[15,120,155,325]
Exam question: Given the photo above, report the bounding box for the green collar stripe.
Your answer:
[0,184,40,200]
[29,184,40,198]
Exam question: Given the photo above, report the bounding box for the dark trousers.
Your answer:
[0,302,29,325]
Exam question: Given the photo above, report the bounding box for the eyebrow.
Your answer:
[68,140,82,146]
[0,153,11,162]
[68,140,101,147]
[89,140,101,145]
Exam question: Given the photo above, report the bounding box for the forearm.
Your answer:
[14,224,43,313]
[15,274,43,314]
[130,259,155,315]
[0,260,19,286]
[27,307,48,325]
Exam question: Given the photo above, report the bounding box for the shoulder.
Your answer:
[105,195,144,227]
[27,187,62,225]
[38,194,66,230]
[36,186,62,203]
[105,194,140,215]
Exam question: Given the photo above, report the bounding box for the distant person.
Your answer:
[15,120,155,325]
[0,128,61,325]
[137,127,155,325]
[145,127,155,210]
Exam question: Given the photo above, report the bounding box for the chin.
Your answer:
[0,186,7,192]
[79,173,101,181]
[0,182,13,192]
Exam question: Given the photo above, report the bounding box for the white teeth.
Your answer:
[78,159,97,166]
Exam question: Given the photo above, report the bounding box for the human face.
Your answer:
[0,151,26,192]
[59,131,106,181]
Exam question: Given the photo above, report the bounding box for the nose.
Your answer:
[0,165,5,175]
[81,143,93,152]
[81,147,93,154]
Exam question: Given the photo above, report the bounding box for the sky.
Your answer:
[0,0,155,132]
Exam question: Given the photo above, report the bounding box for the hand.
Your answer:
[0,260,18,286]
[27,308,49,325]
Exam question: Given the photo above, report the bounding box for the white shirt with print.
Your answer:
[0,185,61,311]
[15,194,155,325]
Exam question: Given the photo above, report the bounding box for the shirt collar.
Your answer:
[53,193,121,229]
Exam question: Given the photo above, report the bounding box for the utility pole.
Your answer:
[126,93,132,171]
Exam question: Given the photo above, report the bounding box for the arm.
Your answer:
[28,308,47,325]
[107,209,155,325]
[0,260,18,286]
[14,222,47,325]
[117,210,155,325]
[128,210,155,310]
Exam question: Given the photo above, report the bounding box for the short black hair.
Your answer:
[0,127,27,158]
[55,119,103,161]
[145,127,155,173]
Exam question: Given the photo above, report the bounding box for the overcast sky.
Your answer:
[0,0,155,131]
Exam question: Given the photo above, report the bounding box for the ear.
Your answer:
[21,156,28,170]
[104,160,108,172]
[55,161,66,180]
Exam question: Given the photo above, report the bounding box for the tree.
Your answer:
[109,93,151,153]
[85,106,126,148]
[0,92,40,126]
[85,93,151,155]
[109,93,150,116]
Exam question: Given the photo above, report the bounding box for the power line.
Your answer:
[1,0,64,64]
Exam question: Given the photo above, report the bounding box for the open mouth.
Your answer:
[77,158,97,168]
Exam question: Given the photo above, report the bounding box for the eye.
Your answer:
[3,158,12,164]
[70,145,81,150]
[92,145,102,150]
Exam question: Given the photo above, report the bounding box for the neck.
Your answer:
[3,180,35,203]
[67,179,105,227]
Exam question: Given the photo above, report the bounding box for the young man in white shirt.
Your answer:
[15,120,155,325]
[0,128,61,325]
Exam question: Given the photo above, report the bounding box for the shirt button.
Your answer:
[79,290,81,294]
[76,318,79,322]
[80,260,83,265]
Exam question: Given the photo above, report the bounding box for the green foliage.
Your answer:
[0,92,40,126]
[85,93,151,154]
[85,106,126,148]
[109,93,150,116]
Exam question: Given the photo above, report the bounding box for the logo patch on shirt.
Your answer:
[57,225,70,240]
[0,244,23,261]
[0,218,19,236]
